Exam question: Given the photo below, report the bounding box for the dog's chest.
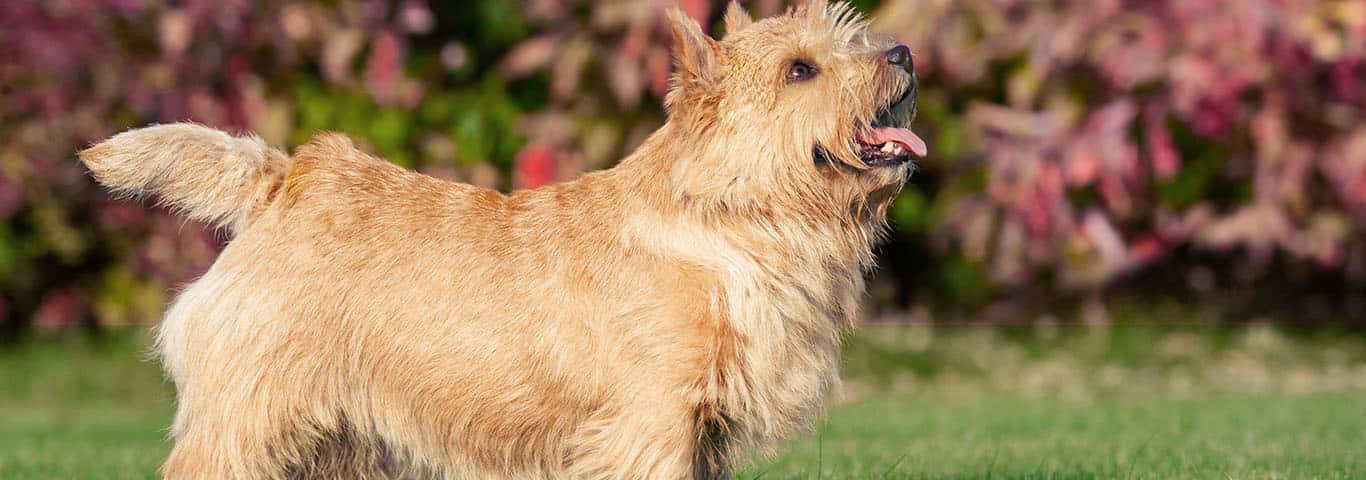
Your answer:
[712,258,860,449]
[622,215,864,445]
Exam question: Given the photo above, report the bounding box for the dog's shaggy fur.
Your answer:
[79,2,923,478]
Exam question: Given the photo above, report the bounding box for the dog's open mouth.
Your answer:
[856,125,927,167]
[855,92,927,167]
[813,89,928,170]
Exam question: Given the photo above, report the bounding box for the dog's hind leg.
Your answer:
[163,387,387,480]
[163,396,378,479]
[161,402,292,479]
[161,365,357,479]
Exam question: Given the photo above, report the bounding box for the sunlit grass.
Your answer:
[740,392,1364,479]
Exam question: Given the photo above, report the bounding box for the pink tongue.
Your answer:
[858,127,928,158]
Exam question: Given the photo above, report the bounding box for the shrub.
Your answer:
[2,0,1363,329]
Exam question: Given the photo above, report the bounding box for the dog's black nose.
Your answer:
[886,45,913,73]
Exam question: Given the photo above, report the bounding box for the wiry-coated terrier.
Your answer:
[80,1,925,478]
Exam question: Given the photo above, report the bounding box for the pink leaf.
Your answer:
[33,288,86,331]
[366,29,404,105]
[515,143,558,189]
[1145,104,1181,179]
[501,35,560,79]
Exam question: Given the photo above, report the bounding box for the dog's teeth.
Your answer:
[893,144,905,155]
[881,142,896,153]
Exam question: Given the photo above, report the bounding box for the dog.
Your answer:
[79,1,925,478]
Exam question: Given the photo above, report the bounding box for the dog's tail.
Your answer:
[79,123,290,234]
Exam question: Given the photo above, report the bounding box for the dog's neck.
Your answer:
[611,120,882,316]
[615,120,887,262]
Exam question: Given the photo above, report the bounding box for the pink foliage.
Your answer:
[3,0,1365,327]
[874,0,1366,289]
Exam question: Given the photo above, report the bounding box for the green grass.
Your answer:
[0,334,173,479]
[1,326,1363,479]
[740,393,1364,479]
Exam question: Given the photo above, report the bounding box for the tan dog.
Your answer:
[79,1,924,478]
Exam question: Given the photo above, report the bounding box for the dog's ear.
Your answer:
[723,1,752,35]
[665,7,719,86]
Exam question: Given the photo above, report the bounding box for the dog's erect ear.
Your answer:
[723,1,752,35]
[665,8,719,85]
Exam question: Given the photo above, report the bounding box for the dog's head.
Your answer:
[659,0,924,223]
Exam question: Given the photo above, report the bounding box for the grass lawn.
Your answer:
[743,393,1363,479]
[2,325,1363,479]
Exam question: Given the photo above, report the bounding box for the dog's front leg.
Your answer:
[562,399,702,480]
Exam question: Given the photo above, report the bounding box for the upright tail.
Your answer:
[79,123,290,234]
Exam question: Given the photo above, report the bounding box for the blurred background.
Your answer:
[1,0,1365,477]
[3,0,1366,331]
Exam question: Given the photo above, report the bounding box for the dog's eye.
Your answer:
[786,61,817,83]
